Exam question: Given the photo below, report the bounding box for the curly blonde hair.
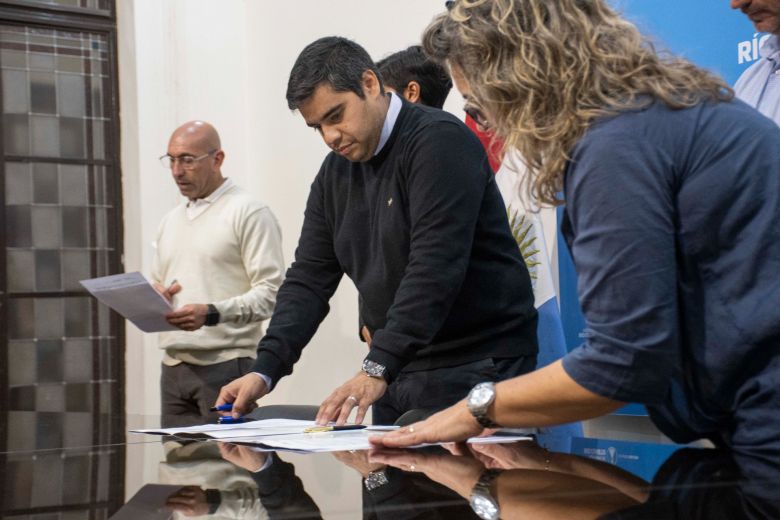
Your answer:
[423,0,733,205]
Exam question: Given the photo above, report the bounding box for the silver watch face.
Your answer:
[469,382,496,409]
[362,359,386,378]
[470,494,499,520]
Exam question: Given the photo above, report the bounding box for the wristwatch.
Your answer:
[204,303,220,326]
[364,468,389,491]
[362,359,387,381]
[467,382,501,428]
[469,468,503,520]
[204,488,222,515]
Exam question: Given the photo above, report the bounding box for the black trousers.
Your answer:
[160,357,255,428]
[372,355,536,425]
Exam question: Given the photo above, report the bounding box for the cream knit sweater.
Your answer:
[151,184,285,365]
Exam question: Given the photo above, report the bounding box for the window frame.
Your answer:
[0,0,124,516]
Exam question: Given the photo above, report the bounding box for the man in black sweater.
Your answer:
[356,45,453,347]
[217,37,537,425]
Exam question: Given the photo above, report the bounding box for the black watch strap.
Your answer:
[205,303,220,326]
[204,488,221,514]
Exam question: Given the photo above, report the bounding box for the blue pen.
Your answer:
[218,416,246,424]
[210,404,233,412]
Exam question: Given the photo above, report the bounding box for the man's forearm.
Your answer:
[213,280,280,325]
[252,278,331,385]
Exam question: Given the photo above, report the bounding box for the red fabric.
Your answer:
[465,114,504,174]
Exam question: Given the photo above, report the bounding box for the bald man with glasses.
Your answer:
[152,120,285,426]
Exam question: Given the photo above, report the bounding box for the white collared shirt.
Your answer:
[373,92,403,156]
[185,177,233,220]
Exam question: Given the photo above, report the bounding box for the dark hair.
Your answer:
[376,45,453,109]
[286,36,384,110]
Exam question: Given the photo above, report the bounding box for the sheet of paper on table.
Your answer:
[131,418,532,452]
[130,418,396,440]
[80,271,177,333]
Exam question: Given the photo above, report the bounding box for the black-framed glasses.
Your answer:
[464,104,491,130]
[159,149,217,169]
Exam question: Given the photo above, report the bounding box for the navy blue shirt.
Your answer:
[560,99,780,444]
[254,100,538,386]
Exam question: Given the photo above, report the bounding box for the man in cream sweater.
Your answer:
[152,121,285,425]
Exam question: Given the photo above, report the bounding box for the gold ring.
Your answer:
[409,464,416,471]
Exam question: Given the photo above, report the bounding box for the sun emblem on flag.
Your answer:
[507,206,540,283]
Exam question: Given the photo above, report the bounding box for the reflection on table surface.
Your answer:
[2,411,779,519]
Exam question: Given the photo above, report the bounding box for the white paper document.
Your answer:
[131,418,322,440]
[131,418,530,452]
[109,484,180,520]
[80,272,177,332]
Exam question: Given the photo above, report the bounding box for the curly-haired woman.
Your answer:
[373,0,780,457]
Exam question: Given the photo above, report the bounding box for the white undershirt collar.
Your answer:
[185,177,232,220]
[373,92,402,156]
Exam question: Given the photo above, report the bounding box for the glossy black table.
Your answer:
[2,412,778,519]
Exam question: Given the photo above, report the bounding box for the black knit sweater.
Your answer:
[254,100,537,385]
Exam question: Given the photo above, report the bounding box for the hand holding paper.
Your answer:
[80,272,177,333]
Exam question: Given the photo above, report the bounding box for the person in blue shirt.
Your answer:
[372,0,780,459]
[732,0,780,122]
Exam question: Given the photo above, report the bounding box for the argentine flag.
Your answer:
[495,153,583,437]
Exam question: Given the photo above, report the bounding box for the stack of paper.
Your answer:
[132,419,335,440]
[130,419,532,452]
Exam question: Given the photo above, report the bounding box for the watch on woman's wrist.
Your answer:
[469,468,502,520]
[467,382,501,428]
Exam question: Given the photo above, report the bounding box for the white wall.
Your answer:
[119,0,459,419]
[118,0,559,417]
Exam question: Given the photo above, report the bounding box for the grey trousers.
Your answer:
[161,357,255,427]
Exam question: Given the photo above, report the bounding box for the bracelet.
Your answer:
[204,488,221,514]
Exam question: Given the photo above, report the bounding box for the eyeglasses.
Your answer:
[464,104,491,130]
[159,150,217,170]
